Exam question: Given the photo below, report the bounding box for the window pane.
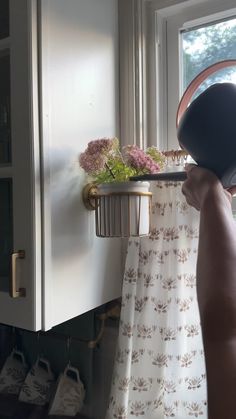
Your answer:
[181,16,236,98]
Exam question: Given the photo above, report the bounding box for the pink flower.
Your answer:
[123,145,160,174]
[79,138,162,182]
[79,138,119,176]
[87,138,118,155]
[79,151,106,175]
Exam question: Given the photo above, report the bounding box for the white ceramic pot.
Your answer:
[96,181,151,237]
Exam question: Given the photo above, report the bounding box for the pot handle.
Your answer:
[11,349,27,366]
[176,59,236,127]
[64,365,81,383]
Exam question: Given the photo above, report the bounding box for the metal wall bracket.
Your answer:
[82,183,98,211]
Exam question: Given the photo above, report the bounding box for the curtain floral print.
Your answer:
[106,182,207,419]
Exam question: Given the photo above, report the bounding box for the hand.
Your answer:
[182,164,235,210]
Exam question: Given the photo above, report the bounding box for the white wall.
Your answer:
[40,0,122,330]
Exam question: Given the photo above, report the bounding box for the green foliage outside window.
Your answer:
[182,17,236,94]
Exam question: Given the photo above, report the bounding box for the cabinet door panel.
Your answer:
[0,51,11,163]
[39,0,122,330]
[0,179,12,291]
[0,0,42,330]
[0,0,9,40]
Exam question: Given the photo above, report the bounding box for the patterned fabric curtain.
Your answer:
[106,181,207,419]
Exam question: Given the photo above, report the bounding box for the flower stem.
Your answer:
[105,163,116,179]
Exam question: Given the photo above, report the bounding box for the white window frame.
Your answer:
[118,0,148,149]
[145,0,236,150]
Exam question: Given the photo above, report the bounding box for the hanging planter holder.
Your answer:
[83,181,152,238]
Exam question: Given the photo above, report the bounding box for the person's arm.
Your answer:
[182,165,236,419]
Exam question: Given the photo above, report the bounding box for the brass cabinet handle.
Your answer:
[10,250,26,298]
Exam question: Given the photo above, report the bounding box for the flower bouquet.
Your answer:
[79,138,164,237]
[79,137,164,184]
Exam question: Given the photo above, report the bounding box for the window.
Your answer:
[181,16,236,95]
[150,0,236,150]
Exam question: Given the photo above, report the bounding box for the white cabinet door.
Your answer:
[0,0,42,330]
[0,0,123,331]
[39,0,123,330]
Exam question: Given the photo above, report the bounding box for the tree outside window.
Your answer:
[181,17,236,98]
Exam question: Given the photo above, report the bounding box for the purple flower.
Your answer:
[123,145,160,174]
[79,151,106,175]
[87,138,118,155]
[79,137,119,176]
[79,138,162,183]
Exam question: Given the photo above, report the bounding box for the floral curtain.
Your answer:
[106,181,207,419]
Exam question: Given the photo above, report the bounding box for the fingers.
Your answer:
[228,186,236,196]
[182,164,200,210]
[185,164,214,180]
[182,164,212,211]
[182,164,232,210]
[184,163,198,174]
[182,180,200,211]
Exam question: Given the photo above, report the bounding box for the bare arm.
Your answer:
[182,165,236,419]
